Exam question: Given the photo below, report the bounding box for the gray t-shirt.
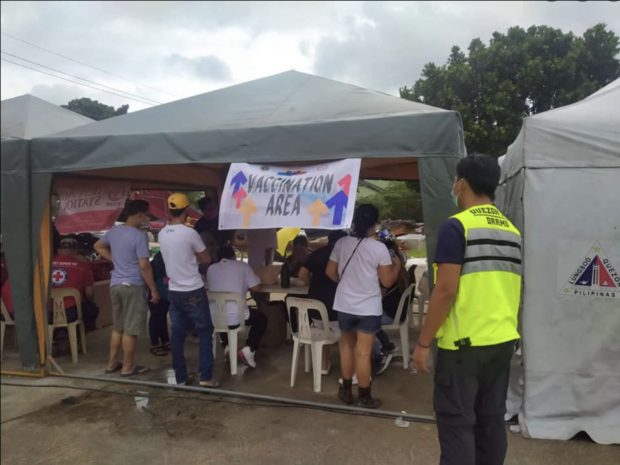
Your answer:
[101,225,150,287]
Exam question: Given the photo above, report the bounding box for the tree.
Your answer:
[357,181,423,222]
[400,24,620,156]
[62,98,129,121]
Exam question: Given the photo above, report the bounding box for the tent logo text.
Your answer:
[559,241,619,300]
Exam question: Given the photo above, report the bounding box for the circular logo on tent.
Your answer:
[108,188,126,202]
[52,268,68,286]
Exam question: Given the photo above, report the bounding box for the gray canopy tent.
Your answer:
[1,95,93,372]
[498,79,620,444]
[4,71,466,371]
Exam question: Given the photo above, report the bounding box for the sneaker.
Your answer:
[188,335,200,344]
[224,346,230,363]
[382,342,397,354]
[238,346,257,368]
[338,380,354,405]
[375,353,394,376]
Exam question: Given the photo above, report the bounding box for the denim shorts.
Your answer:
[337,311,382,334]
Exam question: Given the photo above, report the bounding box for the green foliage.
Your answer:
[407,248,427,259]
[62,98,129,121]
[400,24,620,156]
[356,181,423,221]
[186,192,205,209]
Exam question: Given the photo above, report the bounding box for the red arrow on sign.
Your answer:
[338,174,352,197]
[232,187,248,209]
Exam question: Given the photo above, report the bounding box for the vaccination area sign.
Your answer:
[220,159,361,230]
[55,180,130,234]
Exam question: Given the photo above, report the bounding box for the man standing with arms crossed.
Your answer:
[158,193,218,387]
[413,154,521,465]
[95,200,159,377]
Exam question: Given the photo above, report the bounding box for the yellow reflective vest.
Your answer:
[434,205,521,350]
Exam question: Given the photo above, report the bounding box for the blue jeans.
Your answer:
[168,288,214,383]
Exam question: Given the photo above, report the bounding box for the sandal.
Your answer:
[199,381,220,388]
[150,346,169,357]
[104,362,123,374]
[121,365,151,378]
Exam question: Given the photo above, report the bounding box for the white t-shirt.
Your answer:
[158,224,207,292]
[247,228,278,271]
[206,259,261,326]
[330,236,392,316]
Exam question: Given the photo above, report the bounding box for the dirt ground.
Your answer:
[1,382,618,465]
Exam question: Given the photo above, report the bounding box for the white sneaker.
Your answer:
[238,346,256,368]
[338,374,371,385]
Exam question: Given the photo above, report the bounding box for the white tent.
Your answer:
[498,79,620,445]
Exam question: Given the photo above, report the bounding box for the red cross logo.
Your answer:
[52,269,68,286]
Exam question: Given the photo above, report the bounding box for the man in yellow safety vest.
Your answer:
[413,154,521,465]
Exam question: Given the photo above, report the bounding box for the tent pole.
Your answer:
[50,372,436,424]
[0,368,46,378]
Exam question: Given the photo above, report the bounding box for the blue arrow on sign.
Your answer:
[325,190,348,226]
[231,171,248,195]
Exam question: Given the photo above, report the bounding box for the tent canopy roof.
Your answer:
[31,71,465,184]
[1,94,93,140]
[502,78,620,180]
[54,70,445,138]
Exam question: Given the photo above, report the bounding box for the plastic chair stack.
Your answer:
[207,291,246,375]
[49,288,87,364]
[382,284,416,369]
[287,297,340,393]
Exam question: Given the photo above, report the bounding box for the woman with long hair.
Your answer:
[326,204,401,408]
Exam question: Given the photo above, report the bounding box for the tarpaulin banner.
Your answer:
[54,180,130,234]
[219,159,361,230]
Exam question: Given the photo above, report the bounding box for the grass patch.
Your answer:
[406,248,427,259]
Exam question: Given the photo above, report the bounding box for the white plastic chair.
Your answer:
[207,291,246,375]
[1,299,16,361]
[287,297,340,393]
[383,284,416,369]
[49,288,87,364]
[412,274,430,330]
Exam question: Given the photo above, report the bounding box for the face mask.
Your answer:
[451,181,463,209]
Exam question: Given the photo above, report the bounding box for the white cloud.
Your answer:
[1,0,618,112]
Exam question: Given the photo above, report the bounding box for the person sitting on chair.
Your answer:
[298,230,348,374]
[286,235,310,278]
[51,238,99,330]
[206,246,268,369]
[371,230,411,374]
[1,244,15,319]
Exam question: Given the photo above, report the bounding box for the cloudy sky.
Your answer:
[1,1,618,111]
